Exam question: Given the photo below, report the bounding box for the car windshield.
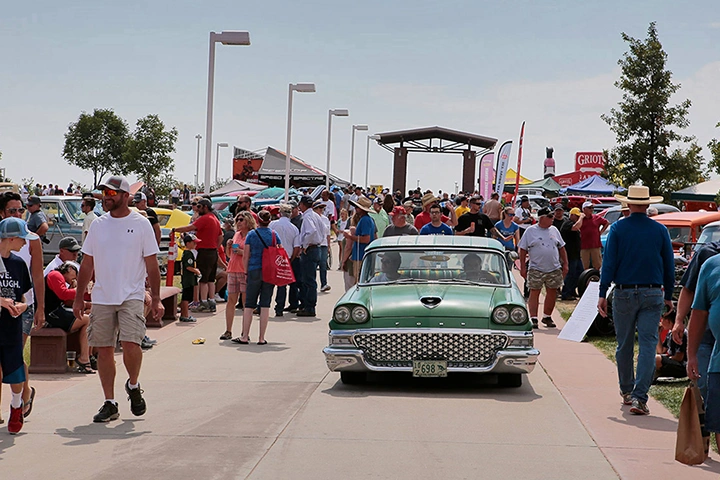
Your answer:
[62,199,85,222]
[604,210,622,224]
[360,249,509,286]
[156,213,170,227]
[253,188,284,199]
[697,225,720,245]
[665,226,691,244]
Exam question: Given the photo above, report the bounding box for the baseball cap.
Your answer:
[582,201,593,209]
[98,175,131,193]
[554,204,564,211]
[288,200,298,208]
[183,233,200,244]
[133,192,147,203]
[391,206,406,216]
[26,195,41,206]
[537,207,553,217]
[59,236,82,252]
[520,195,529,202]
[197,198,213,209]
[373,197,383,204]
[569,207,581,216]
[0,217,39,240]
[299,195,314,206]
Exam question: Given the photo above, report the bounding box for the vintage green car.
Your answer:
[323,236,539,386]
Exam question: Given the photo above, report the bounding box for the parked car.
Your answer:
[323,236,539,387]
[550,196,615,211]
[30,196,99,265]
[514,194,550,212]
[652,211,720,251]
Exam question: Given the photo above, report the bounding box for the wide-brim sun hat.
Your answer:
[421,193,439,208]
[615,185,663,205]
[349,196,372,212]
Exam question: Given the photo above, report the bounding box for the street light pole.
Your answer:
[325,109,349,192]
[284,83,316,201]
[203,30,250,194]
[349,124,368,185]
[215,142,229,184]
[365,134,380,189]
[195,134,202,193]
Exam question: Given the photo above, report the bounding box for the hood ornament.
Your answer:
[420,296,442,309]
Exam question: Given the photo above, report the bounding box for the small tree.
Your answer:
[124,114,178,188]
[62,109,130,187]
[708,123,720,176]
[601,23,706,200]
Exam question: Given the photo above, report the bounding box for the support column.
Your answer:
[462,149,476,193]
[393,147,408,194]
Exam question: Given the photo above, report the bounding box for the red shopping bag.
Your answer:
[256,229,296,287]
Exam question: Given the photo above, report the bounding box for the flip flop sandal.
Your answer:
[219,331,232,340]
[76,362,96,374]
[231,337,249,344]
[192,338,206,345]
[23,386,36,418]
[257,341,268,345]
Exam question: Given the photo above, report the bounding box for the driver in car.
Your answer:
[460,253,497,283]
[370,252,403,283]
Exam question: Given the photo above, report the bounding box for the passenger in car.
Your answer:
[460,253,497,284]
[370,252,403,283]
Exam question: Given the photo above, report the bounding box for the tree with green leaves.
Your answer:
[601,22,706,201]
[124,114,178,188]
[708,123,720,175]
[62,109,130,188]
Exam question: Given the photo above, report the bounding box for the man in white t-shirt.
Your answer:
[518,206,568,329]
[169,187,181,207]
[73,175,163,424]
[319,189,336,221]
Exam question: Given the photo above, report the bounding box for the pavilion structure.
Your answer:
[373,126,497,193]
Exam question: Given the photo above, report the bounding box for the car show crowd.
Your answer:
[3,174,720,451]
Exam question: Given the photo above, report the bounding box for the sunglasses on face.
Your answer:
[506,212,515,216]
[7,207,26,215]
[236,218,245,223]
[103,188,119,197]
[191,202,198,206]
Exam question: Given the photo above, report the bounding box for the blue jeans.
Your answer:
[613,287,664,403]
[319,245,329,287]
[299,247,321,313]
[561,258,584,299]
[289,257,301,310]
[698,327,715,406]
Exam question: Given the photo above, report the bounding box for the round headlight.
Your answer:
[334,306,351,323]
[492,306,510,324]
[351,306,369,323]
[510,307,528,324]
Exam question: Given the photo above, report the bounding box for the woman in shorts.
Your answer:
[44,261,94,373]
[223,211,255,341]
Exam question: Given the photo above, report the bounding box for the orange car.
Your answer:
[652,211,720,251]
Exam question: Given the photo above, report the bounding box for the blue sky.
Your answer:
[1,1,719,193]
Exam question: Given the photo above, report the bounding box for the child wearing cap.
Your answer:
[179,235,201,322]
[0,217,37,434]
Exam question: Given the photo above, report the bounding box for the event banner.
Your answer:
[494,140,512,195]
[478,153,494,199]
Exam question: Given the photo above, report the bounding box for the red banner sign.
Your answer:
[575,152,605,174]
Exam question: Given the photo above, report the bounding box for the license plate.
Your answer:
[412,360,447,377]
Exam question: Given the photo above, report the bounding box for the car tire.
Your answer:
[497,373,522,388]
[588,289,615,336]
[340,371,367,385]
[577,268,600,297]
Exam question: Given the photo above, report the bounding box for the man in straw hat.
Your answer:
[598,185,675,416]
[343,196,376,284]
[413,193,457,231]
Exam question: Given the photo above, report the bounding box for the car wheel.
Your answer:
[340,371,367,385]
[497,373,522,388]
[577,268,600,297]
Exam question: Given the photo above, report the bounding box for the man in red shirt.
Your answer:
[172,198,222,312]
[414,193,457,230]
[575,201,609,270]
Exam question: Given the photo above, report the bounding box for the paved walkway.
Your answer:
[0,270,718,479]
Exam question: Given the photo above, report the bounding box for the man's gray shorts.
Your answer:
[88,299,146,347]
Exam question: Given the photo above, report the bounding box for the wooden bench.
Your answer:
[145,286,181,328]
[29,328,81,374]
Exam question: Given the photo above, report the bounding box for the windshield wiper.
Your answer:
[382,278,426,285]
[436,278,486,286]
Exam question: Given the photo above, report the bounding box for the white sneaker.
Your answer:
[214,294,226,303]
[320,285,331,292]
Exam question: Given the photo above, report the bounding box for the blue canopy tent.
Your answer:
[559,175,625,195]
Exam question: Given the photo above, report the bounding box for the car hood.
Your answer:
[351,283,506,319]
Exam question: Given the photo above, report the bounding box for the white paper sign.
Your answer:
[558,281,601,342]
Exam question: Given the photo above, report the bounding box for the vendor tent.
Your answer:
[503,168,532,185]
[519,176,562,194]
[210,179,267,197]
[559,175,624,195]
[257,147,349,187]
[671,179,720,202]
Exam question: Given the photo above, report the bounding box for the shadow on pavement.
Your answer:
[0,433,17,457]
[322,372,542,401]
[55,419,150,446]
[218,341,291,353]
[695,457,720,474]
[605,410,678,433]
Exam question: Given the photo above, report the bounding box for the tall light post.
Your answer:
[203,30,251,194]
[325,108,349,191]
[349,124,368,185]
[284,83,316,201]
[364,134,380,189]
[194,134,202,193]
[215,142,229,184]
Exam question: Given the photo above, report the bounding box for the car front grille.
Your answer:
[353,332,509,368]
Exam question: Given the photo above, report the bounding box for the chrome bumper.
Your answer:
[323,328,539,375]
